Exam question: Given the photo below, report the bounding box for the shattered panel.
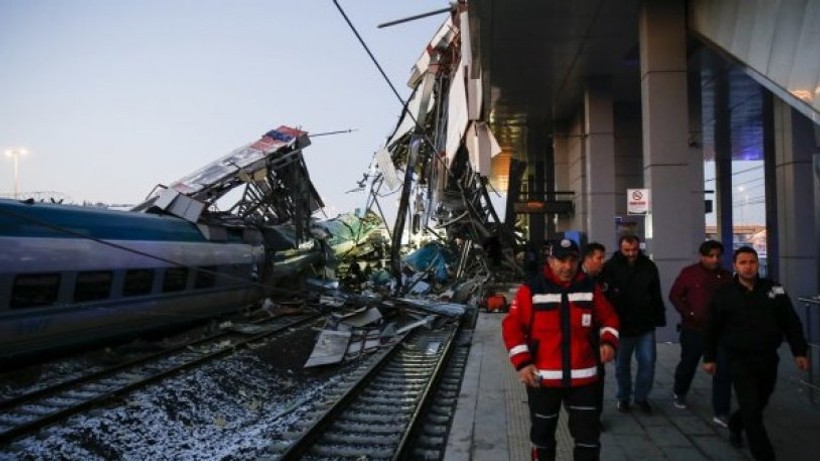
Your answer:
[304,330,351,368]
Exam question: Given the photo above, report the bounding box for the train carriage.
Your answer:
[0,199,268,363]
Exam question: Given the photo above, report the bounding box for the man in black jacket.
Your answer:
[601,235,666,414]
[582,242,608,429]
[703,246,808,461]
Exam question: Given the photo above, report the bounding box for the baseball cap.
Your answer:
[550,238,580,259]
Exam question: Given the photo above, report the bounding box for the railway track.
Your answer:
[265,319,469,461]
[0,311,323,446]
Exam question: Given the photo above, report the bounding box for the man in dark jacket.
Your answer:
[581,242,608,430]
[703,246,808,461]
[601,235,666,414]
[669,240,732,427]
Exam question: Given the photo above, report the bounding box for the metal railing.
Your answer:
[797,296,820,403]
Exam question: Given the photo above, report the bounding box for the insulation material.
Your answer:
[459,10,472,67]
[408,17,456,88]
[375,148,401,190]
[466,121,502,177]
[468,76,482,120]
[445,60,468,164]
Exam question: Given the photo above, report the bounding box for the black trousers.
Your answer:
[729,354,779,461]
[673,327,732,415]
[526,382,600,461]
[595,364,605,419]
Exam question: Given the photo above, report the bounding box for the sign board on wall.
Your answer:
[627,188,650,215]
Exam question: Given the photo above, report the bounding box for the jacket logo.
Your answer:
[582,313,592,327]
[768,286,785,298]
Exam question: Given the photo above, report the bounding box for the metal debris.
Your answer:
[304,330,351,368]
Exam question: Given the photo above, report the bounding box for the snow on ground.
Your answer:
[2,350,346,461]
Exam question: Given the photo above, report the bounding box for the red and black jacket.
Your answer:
[502,266,620,388]
[668,262,731,331]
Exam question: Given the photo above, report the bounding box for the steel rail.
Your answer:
[392,320,461,460]
[0,312,322,445]
[276,322,459,460]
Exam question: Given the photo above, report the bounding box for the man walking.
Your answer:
[703,246,808,461]
[669,240,732,426]
[581,242,608,429]
[503,238,619,461]
[601,235,666,413]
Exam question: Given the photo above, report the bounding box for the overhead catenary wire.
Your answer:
[331,1,460,161]
[332,1,511,288]
[331,1,493,216]
[332,0,414,118]
[704,164,763,183]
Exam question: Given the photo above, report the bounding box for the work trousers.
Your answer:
[673,327,732,416]
[594,364,605,420]
[526,382,600,461]
[729,354,779,461]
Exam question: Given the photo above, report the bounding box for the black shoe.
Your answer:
[636,400,652,414]
[616,400,630,412]
[729,429,743,448]
[728,415,743,448]
[531,446,556,461]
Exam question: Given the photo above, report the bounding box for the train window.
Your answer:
[10,273,61,309]
[74,271,113,302]
[227,228,244,243]
[124,269,155,297]
[194,266,217,289]
[162,267,189,292]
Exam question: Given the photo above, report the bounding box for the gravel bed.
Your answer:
[1,323,358,461]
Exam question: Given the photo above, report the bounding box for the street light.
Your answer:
[4,148,28,199]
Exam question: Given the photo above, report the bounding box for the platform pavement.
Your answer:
[444,312,820,461]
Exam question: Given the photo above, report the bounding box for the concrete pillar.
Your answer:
[613,102,644,243]
[567,112,586,233]
[762,91,779,280]
[815,123,820,295]
[773,99,817,299]
[584,77,617,250]
[553,127,572,232]
[544,138,556,238]
[639,0,696,341]
[687,66,706,260]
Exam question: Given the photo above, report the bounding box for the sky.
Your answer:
[704,160,767,226]
[0,0,449,216]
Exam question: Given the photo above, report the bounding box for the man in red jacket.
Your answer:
[503,238,619,461]
[669,240,732,426]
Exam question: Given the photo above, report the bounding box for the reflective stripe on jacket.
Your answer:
[502,266,619,388]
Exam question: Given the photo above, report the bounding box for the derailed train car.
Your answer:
[0,199,270,363]
[0,126,332,365]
